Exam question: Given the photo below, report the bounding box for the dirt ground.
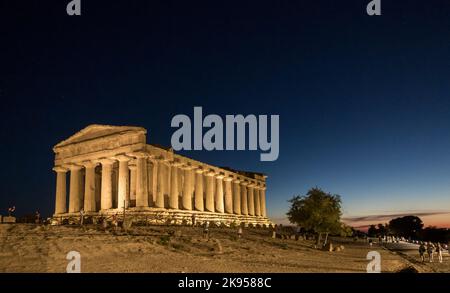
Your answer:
[0,224,443,273]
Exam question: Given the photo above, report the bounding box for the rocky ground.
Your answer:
[0,224,446,273]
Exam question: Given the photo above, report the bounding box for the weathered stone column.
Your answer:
[53,166,68,214]
[205,171,215,212]
[155,160,166,208]
[215,174,225,213]
[247,183,255,216]
[169,162,181,209]
[82,161,98,212]
[261,186,267,217]
[135,153,149,208]
[116,155,130,209]
[240,181,248,215]
[224,177,233,214]
[68,165,83,213]
[254,185,261,217]
[129,163,137,206]
[100,159,115,211]
[148,159,158,207]
[194,168,204,211]
[182,166,194,210]
[232,179,241,215]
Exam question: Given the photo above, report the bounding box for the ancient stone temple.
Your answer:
[52,125,272,226]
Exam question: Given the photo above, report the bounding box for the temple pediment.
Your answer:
[54,124,146,149]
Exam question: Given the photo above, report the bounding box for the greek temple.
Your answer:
[52,125,272,226]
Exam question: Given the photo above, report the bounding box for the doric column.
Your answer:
[232,179,241,215]
[261,186,267,217]
[254,184,261,216]
[194,168,204,211]
[240,181,248,215]
[182,165,194,210]
[148,159,158,207]
[99,159,115,210]
[215,174,225,213]
[169,161,181,209]
[129,163,137,205]
[68,165,83,213]
[204,171,215,212]
[224,177,233,214]
[134,153,149,208]
[53,166,68,214]
[115,155,130,209]
[82,161,98,212]
[155,159,166,208]
[247,183,255,216]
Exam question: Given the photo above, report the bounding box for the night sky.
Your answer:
[1,0,450,227]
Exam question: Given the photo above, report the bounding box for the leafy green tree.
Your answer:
[287,187,343,234]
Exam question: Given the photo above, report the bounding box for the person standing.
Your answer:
[237,225,243,239]
[35,211,41,224]
[79,209,85,226]
[436,243,443,263]
[426,242,435,262]
[419,242,426,262]
[7,206,16,217]
[203,221,210,240]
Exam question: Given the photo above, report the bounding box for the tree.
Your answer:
[287,187,343,234]
[388,216,423,238]
[368,225,377,237]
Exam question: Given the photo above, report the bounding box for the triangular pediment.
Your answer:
[54,124,146,149]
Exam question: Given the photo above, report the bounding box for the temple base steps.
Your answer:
[52,208,273,227]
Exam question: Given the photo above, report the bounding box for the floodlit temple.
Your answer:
[52,125,272,226]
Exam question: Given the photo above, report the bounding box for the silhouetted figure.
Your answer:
[426,242,435,262]
[436,243,443,263]
[191,214,196,226]
[35,211,41,224]
[419,242,426,262]
[7,206,16,217]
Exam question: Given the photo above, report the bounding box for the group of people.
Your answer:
[418,242,446,263]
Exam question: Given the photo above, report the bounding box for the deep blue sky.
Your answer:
[1,0,450,226]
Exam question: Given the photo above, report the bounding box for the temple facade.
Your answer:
[52,125,272,226]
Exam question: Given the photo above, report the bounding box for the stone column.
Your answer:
[247,183,255,216]
[149,159,158,207]
[53,166,68,214]
[169,162,181,209]
[254,185,261,217]
[240,181,248,215]
[135,153,149,208]
[82,161,98,212]
[116,155,130,209]
[215,174,225,213]
[232,179,241,215]
[261,186,267,217]
[194,168,204,211]
[204,171,215,212]
[68,165,83,213]
[182,166,194,210]
[155,160,166,208]
[100,159,115,210]
[129,164,137,206]
[224,177,233,214]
